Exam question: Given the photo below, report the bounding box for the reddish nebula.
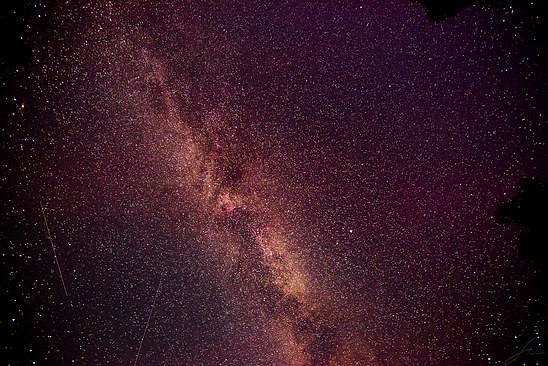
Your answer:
[2,0,546,365]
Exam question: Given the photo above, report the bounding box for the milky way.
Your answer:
[2,1,546,365]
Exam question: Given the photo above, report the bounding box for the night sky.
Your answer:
[1,1,546,365]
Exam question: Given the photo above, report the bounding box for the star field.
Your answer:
[1,1,546,365]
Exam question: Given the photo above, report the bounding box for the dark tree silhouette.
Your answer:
[411,0,546,21]
[497,179,547,362]
[496,178,547,296]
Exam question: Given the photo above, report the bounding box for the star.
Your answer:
[1,0,545,364]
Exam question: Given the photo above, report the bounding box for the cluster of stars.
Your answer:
[1,0,546,365]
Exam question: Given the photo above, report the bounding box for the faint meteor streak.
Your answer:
[40,202,68,296]
[133,278,163,366]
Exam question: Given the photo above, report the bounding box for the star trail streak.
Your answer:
[134,278,163,366]
[40,202,68,297]
[1,0,545,365]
